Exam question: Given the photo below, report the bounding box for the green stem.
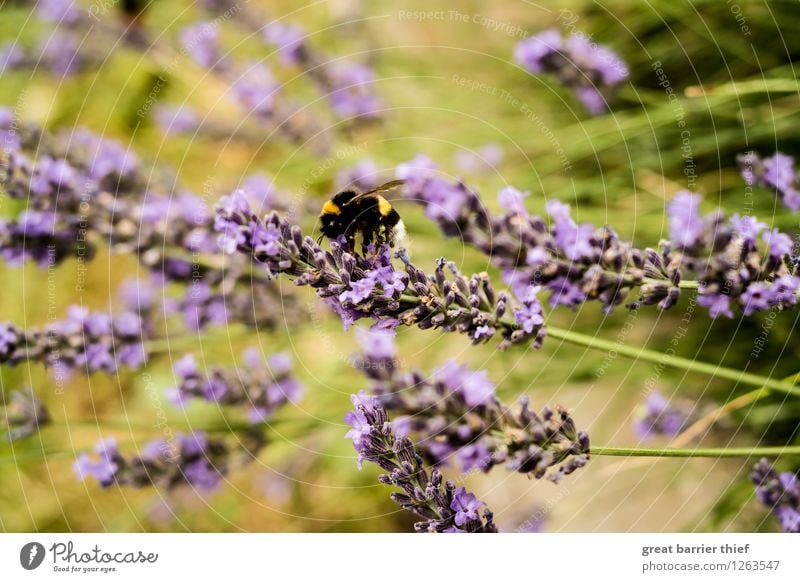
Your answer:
[592,446,800,458]
[143,324,253,354]
[685,78,800,98]
[547,326,800,398]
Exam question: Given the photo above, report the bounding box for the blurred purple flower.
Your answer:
[454,143,504,174]
[515,29,627,114]
[181,22,222,69]
[751,459,800,532]
[154,105,200,135]
[634,391,691,439]
[263,22,305,65]
[738,152,800,212]
[336,158,381,192]
[36,0,81,25]
[668,191,705,249]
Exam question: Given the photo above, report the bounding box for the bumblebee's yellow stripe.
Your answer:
[322,200,341,215]
[377,195,393,217]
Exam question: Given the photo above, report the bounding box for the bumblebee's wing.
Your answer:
[348,179,406,203]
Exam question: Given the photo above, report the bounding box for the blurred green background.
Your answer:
[1,0,799,532]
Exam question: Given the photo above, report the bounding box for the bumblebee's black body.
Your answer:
[318,180,405,248]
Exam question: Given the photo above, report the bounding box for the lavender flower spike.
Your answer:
[751,459,800,532]
[74,430,265,491]
[515,29,628,114]
[633,391,693,440]
[169,349,303,423]
[214,191,546,348]
[397,160,800,320]
[0,305,149,376]
[345,393,498,533]
[353,330,590,482]
[738,151,800,212]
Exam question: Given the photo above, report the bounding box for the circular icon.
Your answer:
[19,542,46,570]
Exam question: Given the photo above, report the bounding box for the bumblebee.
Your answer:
[318,180,406,248]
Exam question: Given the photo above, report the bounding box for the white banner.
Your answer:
[0,534,797,581]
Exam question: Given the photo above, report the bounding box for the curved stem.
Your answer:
[592,445,800,458]
[547,326,800,398]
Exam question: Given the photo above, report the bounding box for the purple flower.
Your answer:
[565,32,628,85]
[751,459,800,533]
[356,327,396,360]
[498,186,529,216]
[454,143,504,174]
[347,397,498,532]
[514,297,545,334]
[117,344,146,369]
[183,459,222,491]
[268,377,303,405]
[574,85,606,115]
[36,0,81,25]
[344,396,375,462]
[40,32,82,76]
[763,228,793,259]
[154,105,200,135]
[514,29,561,73]
[327,62,382,119]
[547,276,587,308]
[79,343,116,373]
[253,222,283,257]
[451,487,484,526]
[0,323,20,357]
[419,179,471,224]
[634,391,690,439]
[181,23,222,69]
[241,174,278,210]
[784,190,800,212]
[515,29,626,114]
[434,366,497,408]
[113,312,142,337]
[460,370,496,406]
[215,191,250,254]
[668,191,704,249]
[770,275,800,307]
[374,267,406,298]
[457,441,492,473]
[738,151,800,212]
[263,22,305,65]
[470,325,493,341]
[697,292,733,319]
[340,276,377,305]
[740,282,772,316]
[0,43,25,71]
[74,438,119,486]
[179,432,208,457]
[78,131,138,180]
[336,158,381,192]
[171,348,302,420]
[546,200,595,261]
[763,153,796,193]
[267,352,292,376]
[775,507,800,532]
[730,214,767,246]
[232,62,280,117]
[74,430,253,492]
[526,247,551,267]
[396,154,438,192]
[391,415,411,438]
